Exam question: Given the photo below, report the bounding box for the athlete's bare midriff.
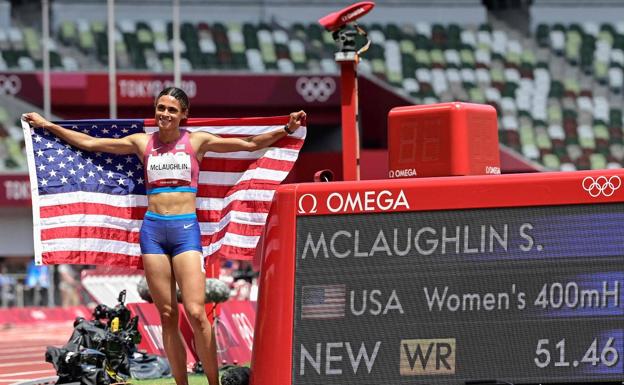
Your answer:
[147,191,197,215]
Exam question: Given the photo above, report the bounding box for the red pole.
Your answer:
[339,58,360,181]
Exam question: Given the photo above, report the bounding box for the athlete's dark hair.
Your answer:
[155,87,189,112]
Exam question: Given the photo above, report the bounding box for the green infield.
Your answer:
[130,363,249,384]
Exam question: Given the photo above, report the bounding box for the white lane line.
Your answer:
[0,353,48,361]
[0,361,50,368]
[5,377,57,385]
[0,369,55,377]
[0,347,47,354]
[0,353,45,360]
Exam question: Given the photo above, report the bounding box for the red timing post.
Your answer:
[340,60,361,181]
[318,1,376,181]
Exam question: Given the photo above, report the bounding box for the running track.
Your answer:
[0,322,72,384]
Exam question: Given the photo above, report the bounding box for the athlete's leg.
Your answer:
[173,250,219,385]
[143,253,189,385]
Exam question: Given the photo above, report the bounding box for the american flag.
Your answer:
[301,284,346,320]
[22,117,305,269]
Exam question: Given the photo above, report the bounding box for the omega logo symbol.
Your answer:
[298,193,318,214]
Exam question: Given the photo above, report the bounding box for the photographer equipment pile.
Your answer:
[45,290,170,385]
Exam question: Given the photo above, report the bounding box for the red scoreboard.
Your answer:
[387,103,500,179]
[250,170,624,385]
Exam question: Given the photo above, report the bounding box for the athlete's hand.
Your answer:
[22,112,50,128]
[287,110,306,133]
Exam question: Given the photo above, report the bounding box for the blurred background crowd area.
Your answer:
[0,257,258,308]
[0,0,624,307]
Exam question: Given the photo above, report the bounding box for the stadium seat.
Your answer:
[502,115,518,131]
[277,58,294,73]
[22,27,41,60]
[58,20,77,46]
[444,49,460,68]
[430,48,445,68]
[431,68,448,95]
[7,26,24,50]
[477,30,492,52]
[246,48,265,72]
[320,58,338,74]
[77,21,95,54]
[18,56,34,70]
[289,40,307,70]
[610,142,624,159]
[0,28,9,51]
[542,153,561,170]
[609,67,623,92]
[402,78,420,97]
[590,153,607,169]
[532,123,546,149]
[522,143,540,160]
[257,29,277,70]
[559,161,577,171]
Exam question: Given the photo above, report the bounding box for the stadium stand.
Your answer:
[0,92,61,171]
[1,15,623,171]
[0,4,622,171]
[0,104,26,171]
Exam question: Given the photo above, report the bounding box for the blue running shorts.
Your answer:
[139,211,203,257]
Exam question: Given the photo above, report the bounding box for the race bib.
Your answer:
[146,152,192,186]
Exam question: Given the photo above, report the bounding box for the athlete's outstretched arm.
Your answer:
[196,110,306,154]
[22,112,143,155]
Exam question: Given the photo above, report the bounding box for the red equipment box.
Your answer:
[387,102,500,178]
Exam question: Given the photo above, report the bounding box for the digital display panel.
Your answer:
[292,203,624,384]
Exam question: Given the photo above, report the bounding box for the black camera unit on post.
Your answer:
[93,290,131,328]
[91,289,141,349]
[333,28,357,53]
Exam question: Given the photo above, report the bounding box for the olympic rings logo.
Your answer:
[582,176,621,197]
[295,76,336,103]
[0,75,21,95]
